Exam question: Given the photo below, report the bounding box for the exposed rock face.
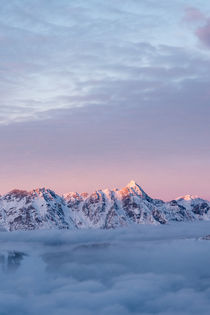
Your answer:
[0,181,209,231]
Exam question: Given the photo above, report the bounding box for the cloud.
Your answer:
[1,222,210,314]
[184,7,210,49]
[0,0,207,124]
[183,7,205,23]
[196,19,210,48]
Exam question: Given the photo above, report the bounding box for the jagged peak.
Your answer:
[63,191,89,200]
[176,195,199,201]
[126,180,145,194]
[127,180,138,188]
[64,191,79,197]
[81,192,89,198]
[32,187,57,194]
[4,187,58,199]
[5,189,29,198]
[33,187,48,193]
[123,180,152,201]
[7,189,28,194]
[63,191,81,199]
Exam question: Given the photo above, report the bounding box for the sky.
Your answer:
[0,0,210,200]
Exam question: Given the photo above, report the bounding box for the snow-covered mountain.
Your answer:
[0,181,209,231]
[0,188,75,231]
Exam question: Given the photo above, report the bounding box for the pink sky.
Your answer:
[0,107,209,201]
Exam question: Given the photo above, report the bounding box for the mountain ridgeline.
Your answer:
[0,181,209,231]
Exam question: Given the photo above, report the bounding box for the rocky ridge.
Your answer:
[0,181,209,231]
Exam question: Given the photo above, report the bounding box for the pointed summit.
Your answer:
[127,180,138,188]
[125,180,152,201]
[126,180,144,192]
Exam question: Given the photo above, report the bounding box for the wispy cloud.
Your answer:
[0,0,209,124]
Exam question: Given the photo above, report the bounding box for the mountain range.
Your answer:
[0,180,209,231]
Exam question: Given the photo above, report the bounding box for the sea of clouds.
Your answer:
[0,222,210,315]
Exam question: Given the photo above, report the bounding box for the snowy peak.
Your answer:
[4,189,30,200]
[0,187,75,231]
[4,188,57,201]
[33,187,51,196]
[125,180,152,201]
[176,195,199,201]
[127,180,138,188]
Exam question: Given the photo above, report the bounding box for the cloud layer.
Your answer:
[1,222,210,314]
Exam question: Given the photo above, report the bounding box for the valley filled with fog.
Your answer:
[0,222,210,315]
